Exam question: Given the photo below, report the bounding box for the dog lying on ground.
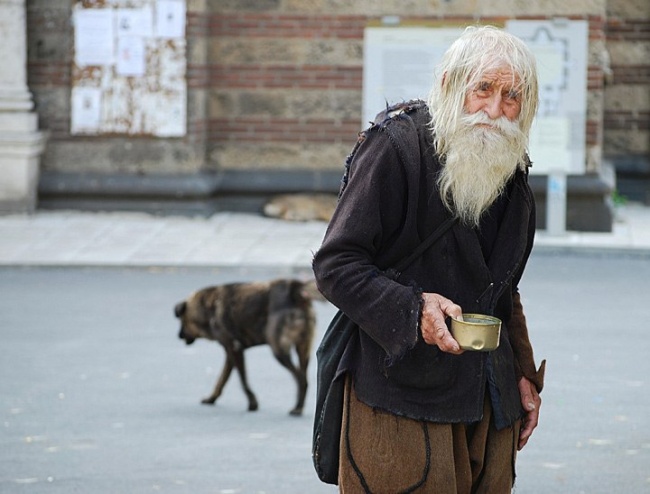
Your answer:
[175,278,322,416]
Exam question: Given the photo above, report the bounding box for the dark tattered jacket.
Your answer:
[313,101,544,429]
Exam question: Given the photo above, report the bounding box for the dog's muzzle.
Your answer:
[178,328,196,345]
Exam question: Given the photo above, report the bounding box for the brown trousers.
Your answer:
[339,378,520,494]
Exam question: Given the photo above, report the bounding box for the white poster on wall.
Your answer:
[117,36,146,76]
[156,0,186,38]
[362,26,464,125]
[116,7,154,38]
[506,19,589,175]
[73,8,115,66]
[71,86,102,134]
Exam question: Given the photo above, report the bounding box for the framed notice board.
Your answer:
[71,0,187,137]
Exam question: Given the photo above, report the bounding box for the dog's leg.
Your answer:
[272,349,306,416]
[266,308,313,416]
[294,335,312,416]
[202,352,234,405]
[230,348,259,412]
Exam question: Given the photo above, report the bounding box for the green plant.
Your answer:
[611,190,628,206]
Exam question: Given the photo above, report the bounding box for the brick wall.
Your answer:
[25,0,648,188]
[209,2,619,175]
[603,9,650,161]
[206,9,366,171]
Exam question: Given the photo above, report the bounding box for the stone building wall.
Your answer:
[23,0,650,224]
[603,0,650,203]
[209,1,616,175]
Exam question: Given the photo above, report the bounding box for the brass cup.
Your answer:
[450,313,502,351]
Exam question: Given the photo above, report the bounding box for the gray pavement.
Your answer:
[1,254,649,493]
[0,201,650,269]
[0,267,338,494]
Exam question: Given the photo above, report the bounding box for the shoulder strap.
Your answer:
[389,216,458,280]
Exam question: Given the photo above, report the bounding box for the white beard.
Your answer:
[437,112,528,227]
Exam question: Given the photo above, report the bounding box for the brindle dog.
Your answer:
[175,278,320,416]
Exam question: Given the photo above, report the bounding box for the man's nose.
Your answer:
[483,94,504,119]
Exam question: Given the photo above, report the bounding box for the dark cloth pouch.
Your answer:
[312,309,359,484]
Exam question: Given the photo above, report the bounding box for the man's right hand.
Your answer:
[420,293,464,355]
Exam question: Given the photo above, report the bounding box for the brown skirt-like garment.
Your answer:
[338,377,520,494]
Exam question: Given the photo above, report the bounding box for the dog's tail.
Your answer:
[300,279,327,302]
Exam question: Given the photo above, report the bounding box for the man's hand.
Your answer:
[420,293,464,354]
[518,376,541,450]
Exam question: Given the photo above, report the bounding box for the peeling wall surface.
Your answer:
[71,0,186,137]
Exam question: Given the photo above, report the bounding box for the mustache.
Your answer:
[460,112,521,136]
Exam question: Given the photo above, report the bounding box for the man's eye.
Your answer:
[505,90,520,101]
[476,82,491,92]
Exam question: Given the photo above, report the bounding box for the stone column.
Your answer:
[0,0,46,213]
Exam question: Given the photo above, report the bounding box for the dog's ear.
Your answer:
[174,301,187,318]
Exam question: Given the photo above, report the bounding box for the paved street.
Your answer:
[0,266,334,494]
[1,254,649,493]
[513,252,650,494]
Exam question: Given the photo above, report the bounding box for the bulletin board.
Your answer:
[507,19,588,175]
[71,0,187,137]
[362,25,466,126]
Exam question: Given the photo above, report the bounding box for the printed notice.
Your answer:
[156,0,186,38]
[117,36,146,76]
[507,19,589,174]
[74,8,115,66]
[362,27,465,125]
[71,87,103,134]
[529,117,571,172]
[117,7,154,38]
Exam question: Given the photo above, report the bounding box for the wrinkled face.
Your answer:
[464,69,522,122]
[175,299,211,345]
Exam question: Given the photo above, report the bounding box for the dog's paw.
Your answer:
[289,408,303,417]
[201,397,217,405]
[248,402,259,412]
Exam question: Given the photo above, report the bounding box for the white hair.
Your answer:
[427,25,539,157]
